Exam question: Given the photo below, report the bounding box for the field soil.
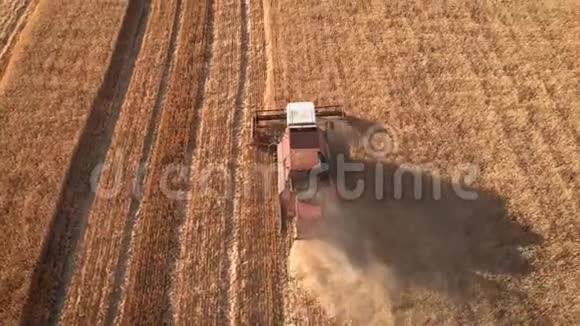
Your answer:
[0,0,579,325]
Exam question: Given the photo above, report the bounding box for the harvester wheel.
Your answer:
[325,120,335,131]
[293,222,300,241]
[279,201,288,233]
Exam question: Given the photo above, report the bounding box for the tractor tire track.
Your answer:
[20,0,149,324]
[59,1,182,324]
[232,0,287,323]
[105,1,184,324]
[170,0,215,321]
[0,0,38,83]
[225,0,249,321]
[170,0,250,322]
[169,0,216,319]
[117,0,213,323]
[165,0,212,322]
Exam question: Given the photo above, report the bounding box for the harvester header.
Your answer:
[252,102,345,147]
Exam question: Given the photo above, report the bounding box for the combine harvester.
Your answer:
[252,102,345,239]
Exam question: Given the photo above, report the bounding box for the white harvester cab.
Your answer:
[286,102,316,129]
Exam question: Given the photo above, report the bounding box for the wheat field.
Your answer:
[0,0,578,324]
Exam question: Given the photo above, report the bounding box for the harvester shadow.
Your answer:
[310,117,542,317]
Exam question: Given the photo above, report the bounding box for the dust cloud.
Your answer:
[287,119,541,325]
[289,232,397,324]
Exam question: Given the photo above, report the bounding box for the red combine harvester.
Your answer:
[252,102,346,239]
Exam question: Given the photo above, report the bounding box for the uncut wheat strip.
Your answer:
[480,4,580,319]
[425,7,553,258]
[329,0,566,232]
[534,8,580,133]
[59,1,179,324]
[365,3,575,323]
[445,14,559,234]
[116,0,212,324]
[392,2,554,232]
[517,16,580,306]
[270,0,576,324]
[406,1,576,318]
[501,5,580,210]
[171,0,247,323]
[471,5,580,322]
[0,1,128,323]
[503,1,580,137]
[399,5,546,321]
[480,8,580,237]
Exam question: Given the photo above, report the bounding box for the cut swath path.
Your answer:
[59,1,185,324]
[231,0,288,323]
[20,1,149,324]
[106,0,183,324]
[117,0,213,323]
[171,0,247,323]
[0,1,130,324]
[224,0,250,321]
